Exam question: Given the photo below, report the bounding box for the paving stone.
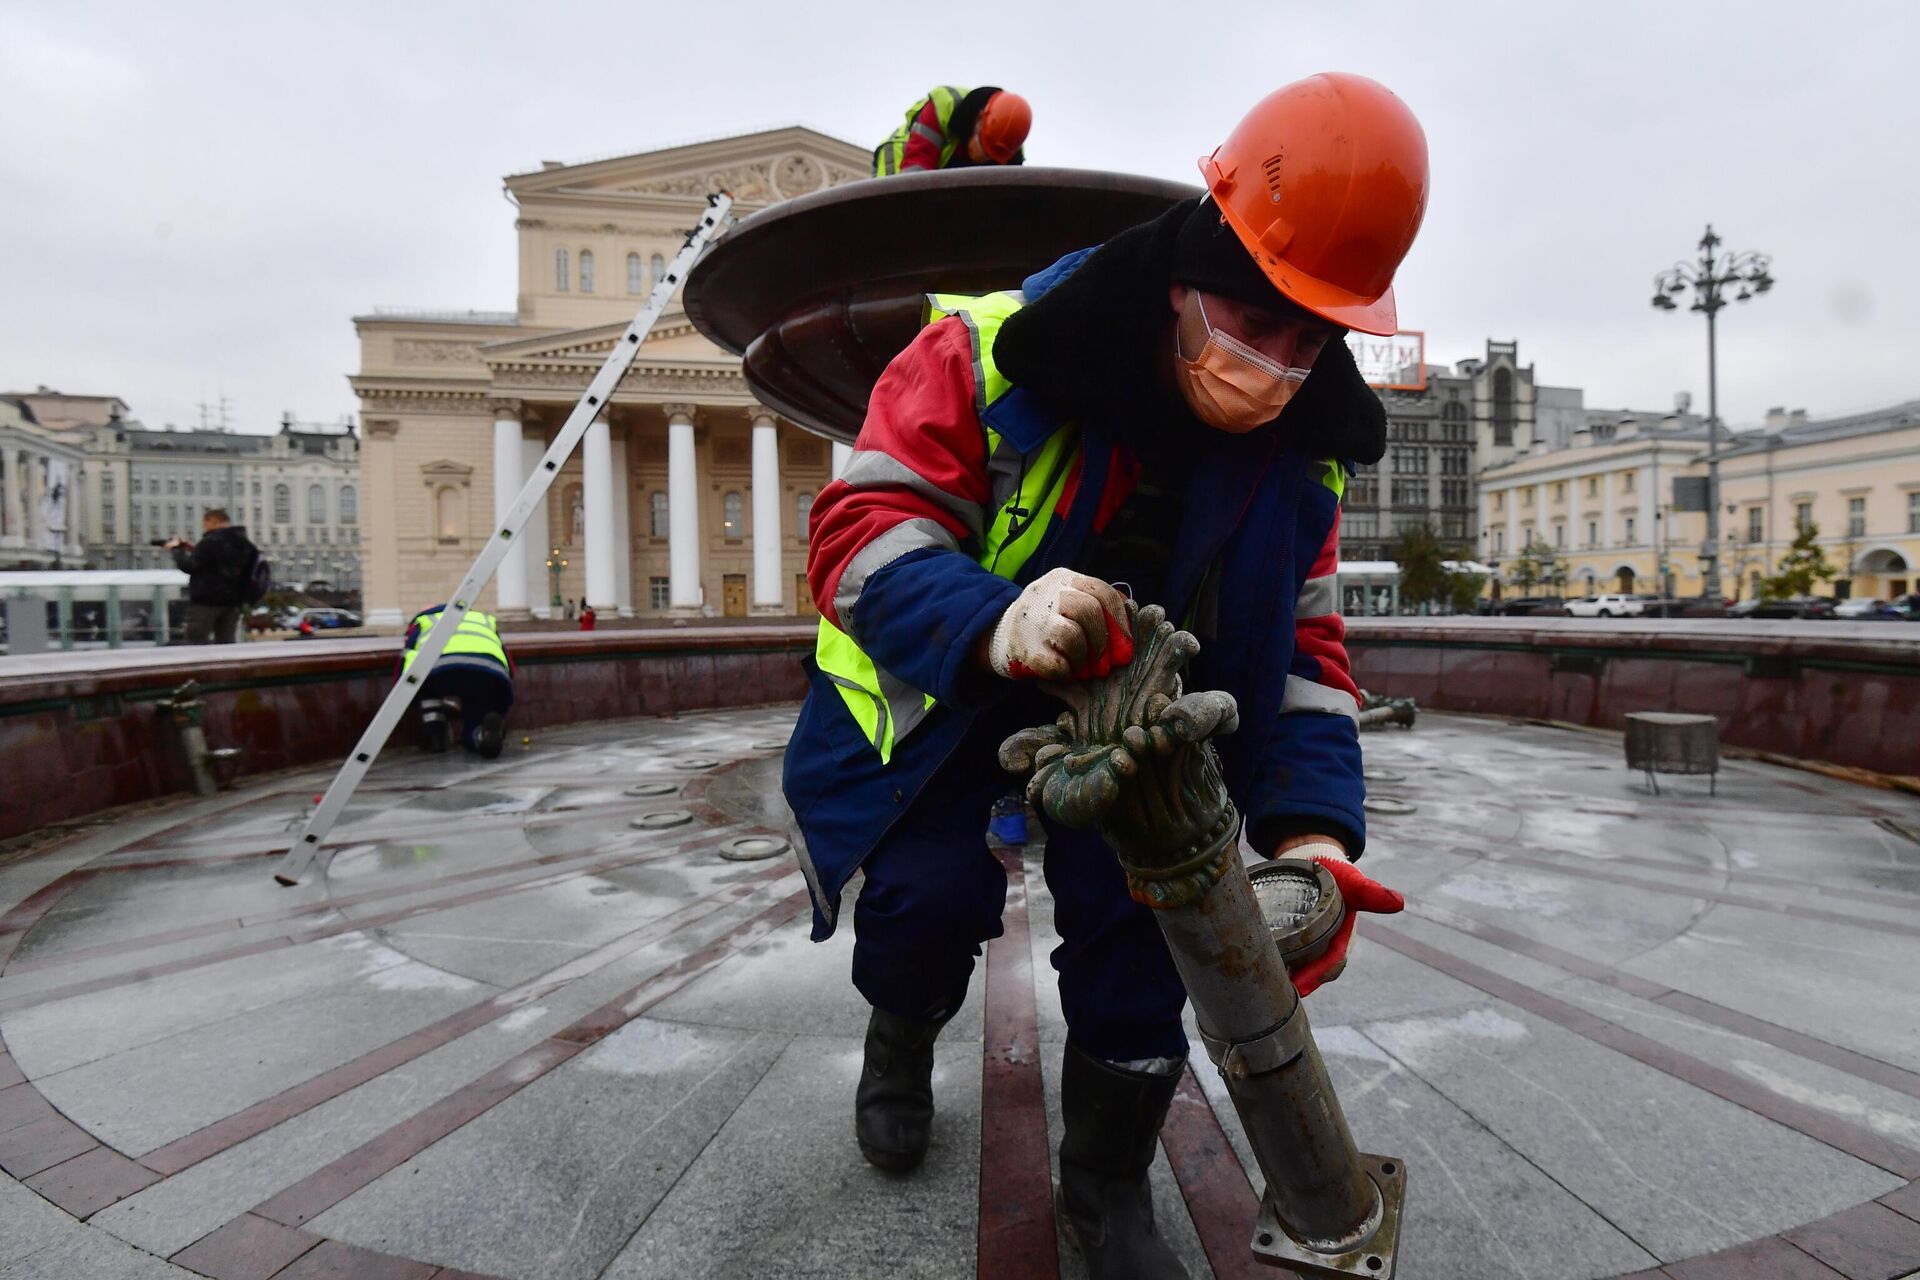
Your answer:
[23,1146,160,1220]
[0,1170,92,1268]
[308,1019,787,1279]
[167,1213,323,1280]
[268,1239,438,1279]
[0,1114,97,1179]
[1663,1234,1845,1278]
[0,1225,191,1278]
[600,1034,984,1279]
[1363,998,1896,1262]
[1784,1201,1920,1280]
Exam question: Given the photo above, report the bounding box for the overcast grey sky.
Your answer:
[4,0,1915,435]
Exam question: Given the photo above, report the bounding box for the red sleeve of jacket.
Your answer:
[1292,510,1359,703]
[807,319,991,630]
[899,98,947,172]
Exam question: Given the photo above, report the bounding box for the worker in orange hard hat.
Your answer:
[872,85,1031,177]
[794,74,1425,1279]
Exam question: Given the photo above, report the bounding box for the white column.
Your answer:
[491,410,530,617]
[1534,480,1548,548]
[831,441,852,480]
[1603,470,1617,548]
[584,415,616,611]
[750,412,783,614]
[1638,465,1655,546]
[609,429,634,617]
[521,434,552,618]
[666,405,701,612]
[1503,487,1519,557]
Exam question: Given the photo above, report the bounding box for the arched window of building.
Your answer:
[307,483,325,523]
[650,253,666,289]
[436,487,463,540]
[579,249,595,293]
[627,252,643,294]
[1492,368,1515,447]
[794,491,813,542]
[273,483,291,524]
[722,491,744,539]
[339,484,357,524]
[649,491,668,537]
[554,248,569,292]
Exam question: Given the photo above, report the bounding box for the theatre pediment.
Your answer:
[505,126,870,210]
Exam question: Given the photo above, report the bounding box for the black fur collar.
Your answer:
[992,196,1387,465]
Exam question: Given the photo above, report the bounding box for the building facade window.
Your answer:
[1625,515,1637,543]
[1346,465,1377,506]
[649,577,670,610]
[1586,519,1598,547]
[721,491,744,539]
[1440,479,1469,507]
[579,249,594,293]
[650,253,666,289]
[307,483,325,523]
[1909,491,1920,534]
[1747,507,1764,541]
[795,490,813,541]
[1492,491,1504,512]
[1491,367,1515,447]
[554,248,569,291]
[1622,472,1635,493]
[1847,496,1867,537]
[1554,522,1565,547]
[1344,511,1379,541]
[339,484,357,523]
[1552,482,1565,503]
[273,483,291,524]
[1390,446,1425,474]
[627,252,643,294]
[1390,478,1426,507]
[1795,501,1813,531]
[649,491,668,538]
[167,477,179,495]
[1439,513,1468,538]
[1587,477,1599,497]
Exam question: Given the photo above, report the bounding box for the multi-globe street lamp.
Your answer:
[1651,224,1774,601]
[545,547,568,609]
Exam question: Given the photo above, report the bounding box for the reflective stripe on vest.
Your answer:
[873,86,966,177]
[401,609,508,675]
[814,290,1079,762]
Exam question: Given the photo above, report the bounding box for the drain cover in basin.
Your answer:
[720,835,790,861]
[630,810,694,829]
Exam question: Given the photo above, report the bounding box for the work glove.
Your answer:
[986,569,1134,681]
[1285,844,1405,997]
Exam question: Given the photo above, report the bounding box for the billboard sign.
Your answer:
[1346,330,1426,391]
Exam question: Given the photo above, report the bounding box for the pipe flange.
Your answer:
[1250,1152,1406,1278]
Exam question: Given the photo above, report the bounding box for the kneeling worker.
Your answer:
[873,85,1031,176]
[791,73,1426,1278]
[400,605,512,759]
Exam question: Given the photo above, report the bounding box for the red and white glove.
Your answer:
[1285,843,1405,997]
[987,569,1134,681]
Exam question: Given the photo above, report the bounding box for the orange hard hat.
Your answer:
[971,90,1032,164]
[1198,73,1428,336]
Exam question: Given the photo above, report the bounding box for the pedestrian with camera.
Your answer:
[163,508,265,644]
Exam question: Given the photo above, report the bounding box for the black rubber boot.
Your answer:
[855,1007,949,1172]
[472,712,505,759]
[420,701,452,753]
[1056,1043,1191,1280]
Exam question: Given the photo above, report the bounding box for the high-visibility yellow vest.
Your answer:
[873,86,967,177]
[401,608,508,675]
[815,291,1078,762]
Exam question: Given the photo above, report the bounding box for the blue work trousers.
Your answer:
[849,698,1190,1063]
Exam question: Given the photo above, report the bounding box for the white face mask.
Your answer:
[1174,294,1314,433]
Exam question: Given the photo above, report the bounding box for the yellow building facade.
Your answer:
[351,128,872,626]
[1479,401,1920,601]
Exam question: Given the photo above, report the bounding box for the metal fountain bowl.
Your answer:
[683,166,1198,442]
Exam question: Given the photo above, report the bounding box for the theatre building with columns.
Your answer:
[350,127,871,626]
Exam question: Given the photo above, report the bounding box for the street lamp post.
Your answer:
[544,547,568,609]
[1651,225,1774,601]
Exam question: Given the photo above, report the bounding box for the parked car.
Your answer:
[1891,594,1920,621]
[1491,596,1561,616]
[285,607,363,630]
[1833,597,1900,620]
[1564,593,1646,618]
[1728,596,1837,619]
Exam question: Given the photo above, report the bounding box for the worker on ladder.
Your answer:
[400,604,512,759]
[790,75,1428,1278]
[873,85,1031,177]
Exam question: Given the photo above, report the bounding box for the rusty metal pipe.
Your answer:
[1001,604,1405,1276]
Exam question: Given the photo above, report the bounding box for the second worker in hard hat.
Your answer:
[788,74,1428,1278]
[400,604,513,759]
[873,85,1031,177]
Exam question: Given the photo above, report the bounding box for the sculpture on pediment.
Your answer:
[772,154,824,200]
